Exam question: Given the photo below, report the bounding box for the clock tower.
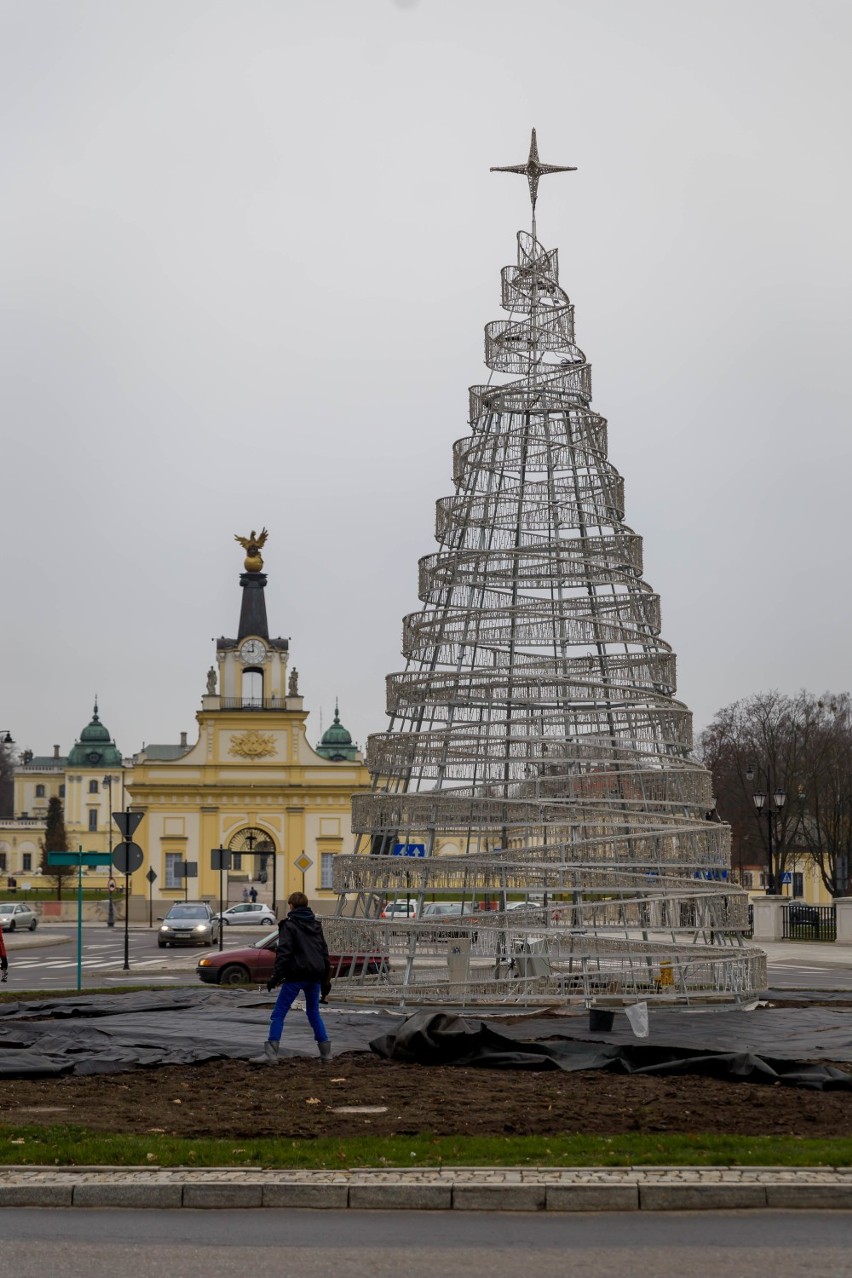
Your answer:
[215,534,289,707]
[126,531,370,914]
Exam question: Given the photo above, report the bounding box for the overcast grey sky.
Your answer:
[1,0,850,761]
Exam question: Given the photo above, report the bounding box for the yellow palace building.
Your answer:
[1,534,370,914]
[125,533,370,915]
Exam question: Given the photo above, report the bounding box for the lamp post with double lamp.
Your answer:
[103,775,116,927]
[746,764,786,894]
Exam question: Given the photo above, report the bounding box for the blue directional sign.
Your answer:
[391,843,427,858]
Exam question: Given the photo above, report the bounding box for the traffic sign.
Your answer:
[112,810,143,840]
[48,851,113,868]
[391,843,426,858]
[146,867,158,884]
[107,877,117,894]
[113,842,144,874]
[294,853,313,874]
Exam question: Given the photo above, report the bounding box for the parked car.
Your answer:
[787,903,821,927]
[380,899,418,920]
[0,902,38,932]
[215,902,277,927]
[158,902,220,948]
[420,900,478,942]
[420,901,467,918]
[196,929,386,986]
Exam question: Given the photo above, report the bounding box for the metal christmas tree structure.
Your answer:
[328,132,766,1007]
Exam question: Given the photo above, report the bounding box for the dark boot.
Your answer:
[261,1039,279,1064]
[318,1039,332,1063]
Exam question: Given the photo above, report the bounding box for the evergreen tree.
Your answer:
[40,796,73,900]
[0,738,12,820]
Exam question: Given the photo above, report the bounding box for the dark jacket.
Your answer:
[270,906,329,987]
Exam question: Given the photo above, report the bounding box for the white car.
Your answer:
[215,902,277,927]
[0,902,38,932]
[380,899,418,920]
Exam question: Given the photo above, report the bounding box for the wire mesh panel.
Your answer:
[333,135,765,1008]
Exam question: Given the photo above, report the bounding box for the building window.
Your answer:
[741,871,753,888]
[35,785,45,798]
[320,852,335,890]
[793,872,804,898]
[165,853,182,890]
[232,852,242,871]
[0,854,6,872]
[22,854,32,872]
[242,668,263,705]
[88,780,99,794]
[59,785,65,798]
[88,810,98,832]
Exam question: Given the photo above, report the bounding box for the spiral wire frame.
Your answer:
[332,188,765,1007]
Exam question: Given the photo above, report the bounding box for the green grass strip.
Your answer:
[1,1126,851,1169]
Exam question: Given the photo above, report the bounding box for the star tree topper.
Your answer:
[491,128,576,215]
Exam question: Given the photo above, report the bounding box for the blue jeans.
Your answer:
[269,980,328,1044]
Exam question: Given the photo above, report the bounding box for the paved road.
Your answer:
[767,959,852,991]
[5,925,852,997]
[0,1208,850,1278]
[4,925,267,991]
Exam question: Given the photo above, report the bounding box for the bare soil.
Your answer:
[2,1054,851,1140]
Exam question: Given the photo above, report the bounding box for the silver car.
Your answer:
[157,902,220,948]
[215,902,277,927]
[0,902,38,932]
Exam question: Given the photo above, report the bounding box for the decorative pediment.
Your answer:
[228,730,277,760]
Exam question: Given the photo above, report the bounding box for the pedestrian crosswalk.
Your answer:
[12,956,169,970]
[5,930,200,987]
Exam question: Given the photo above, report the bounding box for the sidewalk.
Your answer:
[1,1165,851,1211]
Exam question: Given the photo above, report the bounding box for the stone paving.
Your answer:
[0,1165,851,1210]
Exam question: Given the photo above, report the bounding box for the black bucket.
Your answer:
[588,1008,615,1032]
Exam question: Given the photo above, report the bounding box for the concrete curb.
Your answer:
[4,933,70,952]
[1,1167,852,1210]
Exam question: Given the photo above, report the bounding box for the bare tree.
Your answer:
[796,695,852,897]
[699,691,816,894]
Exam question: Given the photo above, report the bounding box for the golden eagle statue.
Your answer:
[234,527,268,572]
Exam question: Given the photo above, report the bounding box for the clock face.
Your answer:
[86,751,102,765]
[239,639,267,664]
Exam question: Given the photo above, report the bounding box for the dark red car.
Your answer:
[196,928,386,986]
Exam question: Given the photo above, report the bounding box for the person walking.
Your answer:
[0,926,8,983]
[262,892,331,1063]
[249,885,258,904]
[241,886,249,903]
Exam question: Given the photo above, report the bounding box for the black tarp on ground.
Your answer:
[369,1010,852,1091]
[0,989,851,1087]
[0,989,404,1077]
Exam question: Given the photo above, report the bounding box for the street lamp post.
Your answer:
[103,775,115,927]
[746,764,786,894]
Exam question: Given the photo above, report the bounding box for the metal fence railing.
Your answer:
[782,903,836,942]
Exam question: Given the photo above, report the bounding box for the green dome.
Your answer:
[322,711,352,747]
[67,701,123,767]
[79,713,111,744]
[316,702,358,761]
